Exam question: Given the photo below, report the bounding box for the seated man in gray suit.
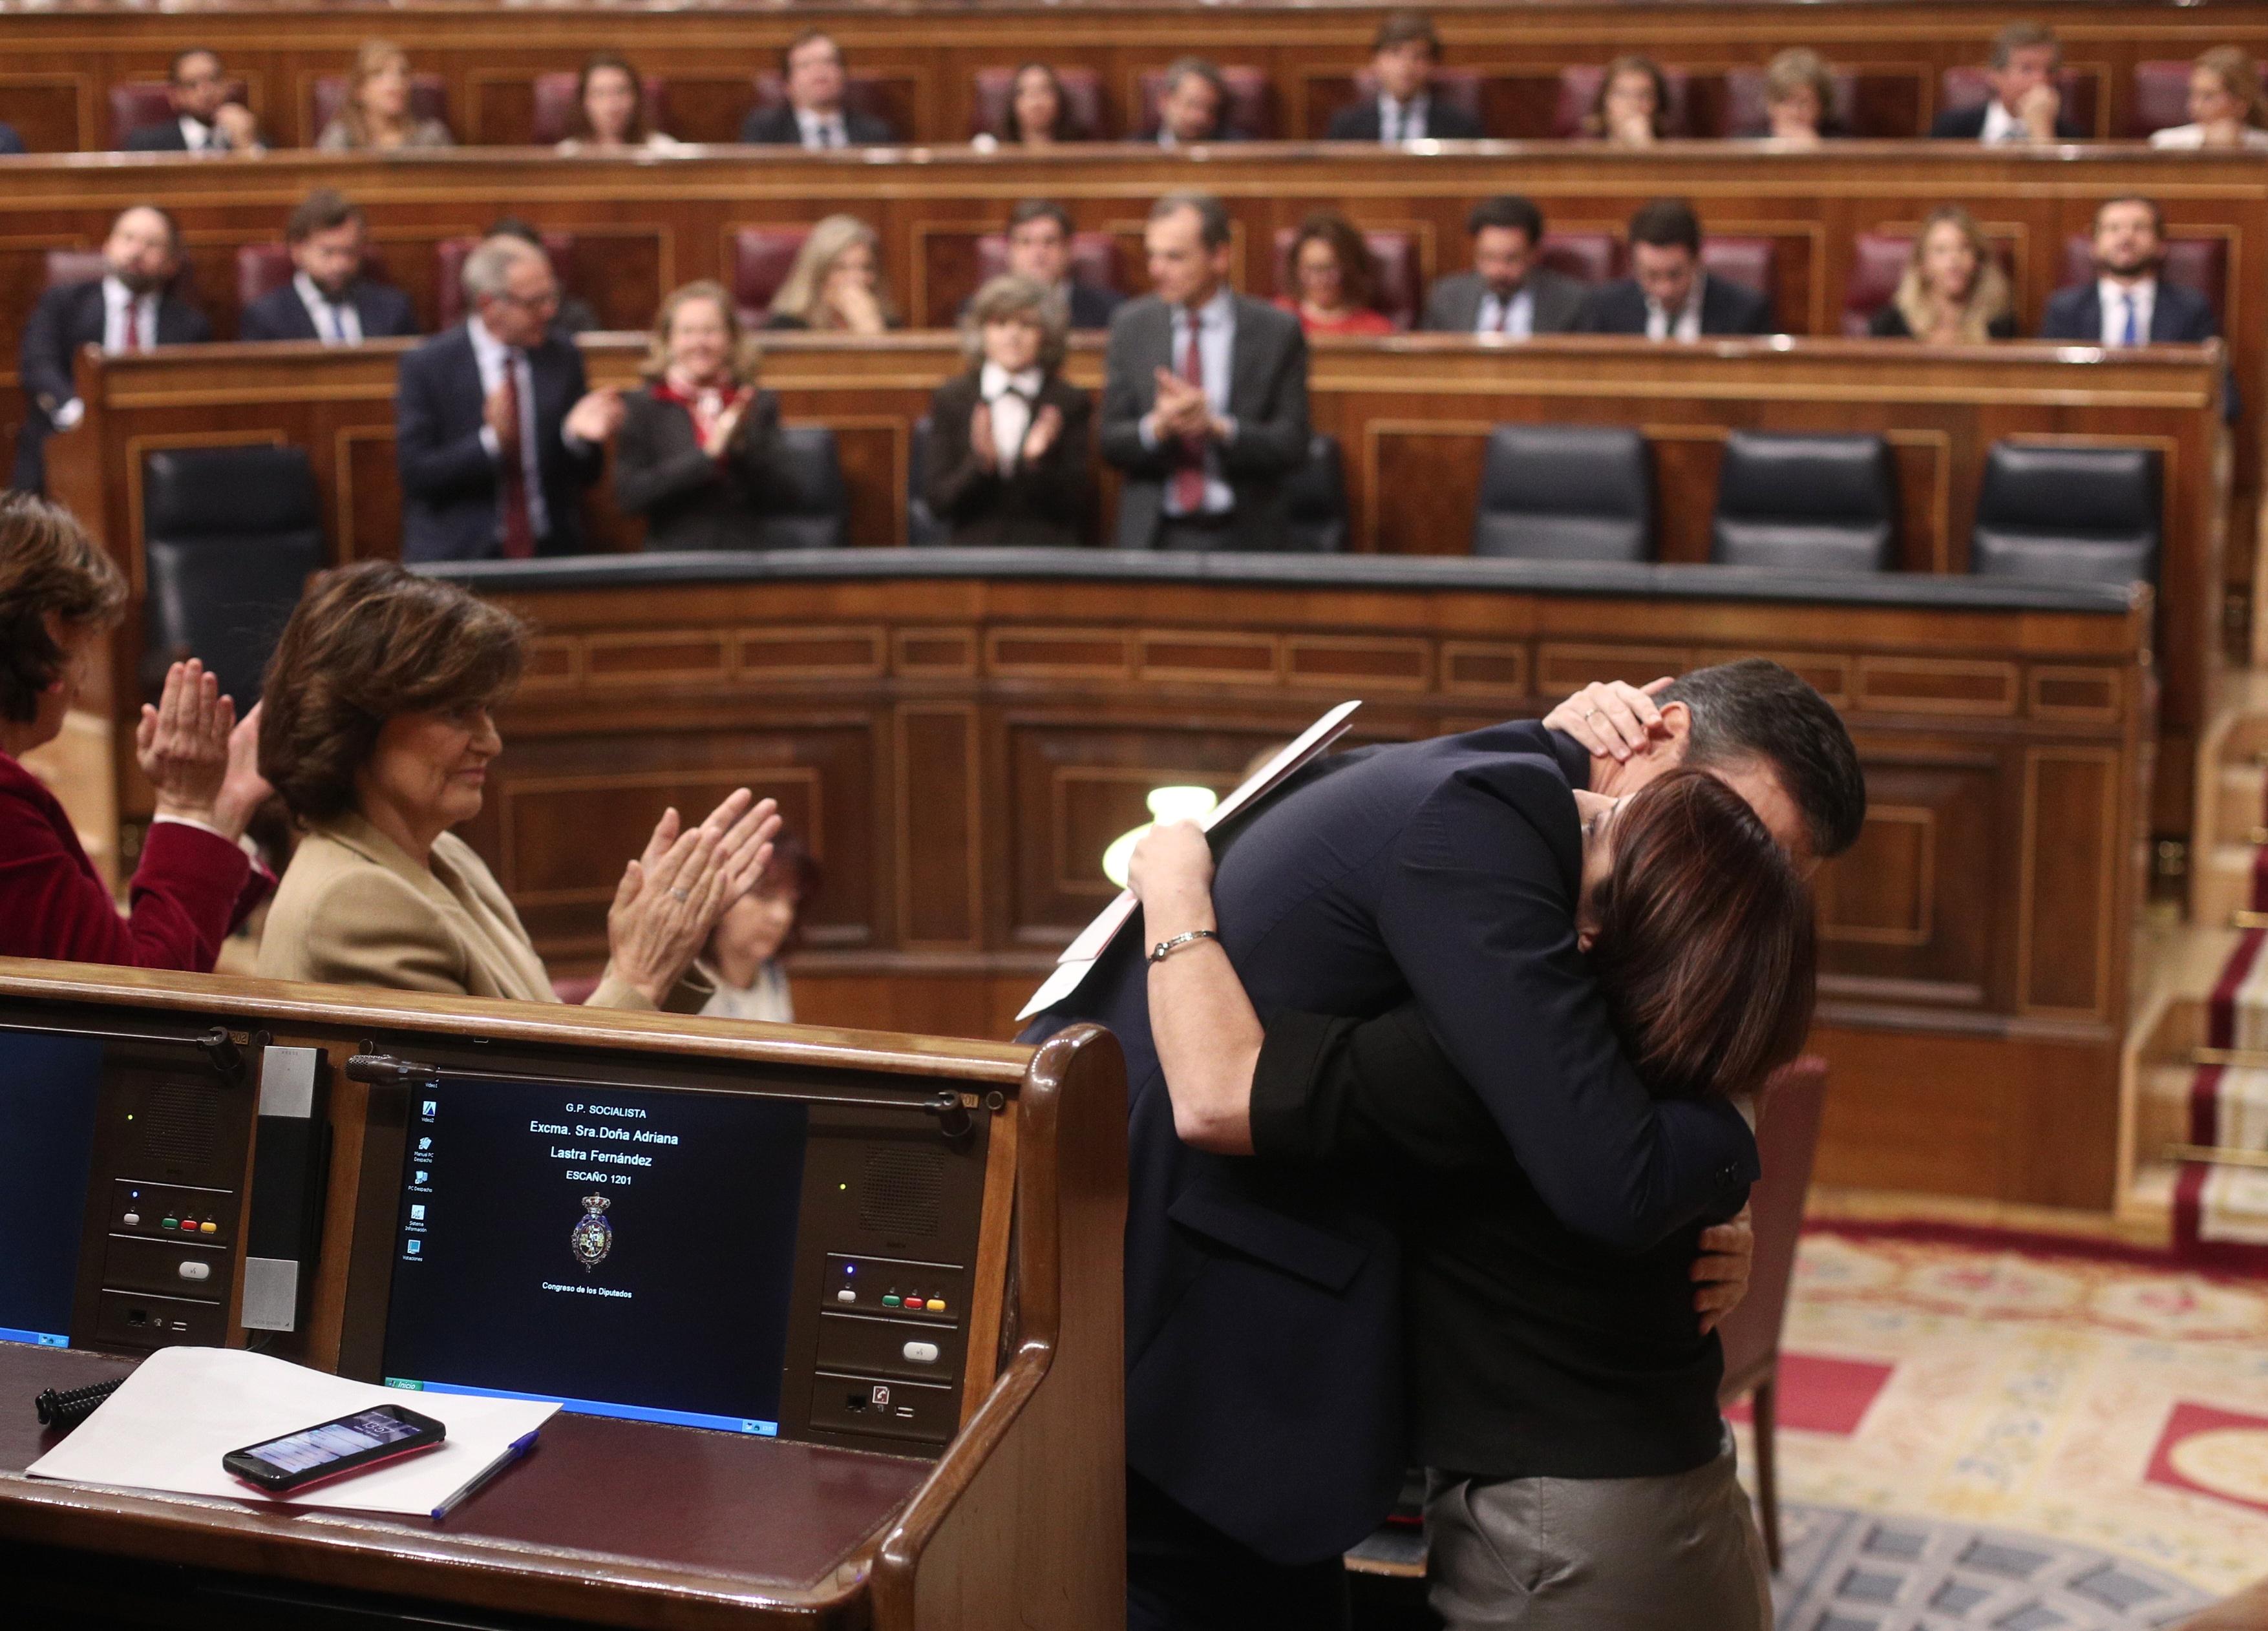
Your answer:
[1421,195,1585,335]
[1100,193,1309,552]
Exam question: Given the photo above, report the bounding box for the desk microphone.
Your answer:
[34,1378,123,1431]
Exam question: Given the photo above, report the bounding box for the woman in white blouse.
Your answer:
[2151,47,2268,149]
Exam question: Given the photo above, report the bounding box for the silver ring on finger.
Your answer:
[670,887,691,902]
[1584,708,1606,722]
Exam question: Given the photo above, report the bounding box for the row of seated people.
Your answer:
[25,20,2268,156]
[95,195,2169,581]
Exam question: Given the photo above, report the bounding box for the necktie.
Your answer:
[326,302,348,345]
[1384,101,1399,143]
[122,301,141,352]
[498,353,535,560]
[1493,293,1511,334]
[1171,311,1208,514]
[2120,293,2139,346]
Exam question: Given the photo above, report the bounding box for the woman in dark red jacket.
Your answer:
[0,494,271,970]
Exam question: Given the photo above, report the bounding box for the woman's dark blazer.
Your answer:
[922,370,1096,548]
[611,384,782,552]
[1867,302,2018,340]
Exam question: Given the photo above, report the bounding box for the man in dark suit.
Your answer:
[14,204,210,494]
[737,29,895,147]
[0,124,25,154]
[993,200,1121,331]
[1574,198,1775,339]
[1421,194,1585,335]
[1325,12,1485,142]
[240,189,419,345]
[122,47,265,152]
[1100,193,1309,552]
[1026,658,1867,1630]
[1150,58,1244,146]
[1928,21,2084,142]
[2037,194,2238,420]
[394,235,617,563]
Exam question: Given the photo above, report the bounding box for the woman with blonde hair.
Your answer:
[315,41,454,151]
[763,215,898,333]
[2151,46,2268,149]
[1585,54,1671,145]
[1761,47,1837,146]
[1871,205,2016,342]
[613,280,782,552]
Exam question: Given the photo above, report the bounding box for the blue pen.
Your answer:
[429,1429,538,1522]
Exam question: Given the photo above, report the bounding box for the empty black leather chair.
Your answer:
[754,425,847,551]
[140,445,326,708]
[1283,435,1346,553]
[905,416,950,548]
[1710,432,1896,573]
[1970,441,2160,587]
[1472,425,1652,563]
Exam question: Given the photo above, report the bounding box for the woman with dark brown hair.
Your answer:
[556,52,682,154]
[1126,765,1810,1630]
[255,562,778,1009]
[1585,53,1672,145]
[0,494,271,969]
[979,61,1085,148]
[1273,214,1396,337]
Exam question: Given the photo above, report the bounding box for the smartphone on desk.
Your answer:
[223,1404,447,1495]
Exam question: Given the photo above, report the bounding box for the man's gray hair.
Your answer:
[461,236,544,304]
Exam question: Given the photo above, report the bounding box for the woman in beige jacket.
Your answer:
[255,562,775,1011]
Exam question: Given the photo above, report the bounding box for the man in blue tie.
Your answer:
[2036,195,2235,418]
[239,190,419,346]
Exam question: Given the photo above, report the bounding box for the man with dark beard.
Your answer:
[15,205,211,494]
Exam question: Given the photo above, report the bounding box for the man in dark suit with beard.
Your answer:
[1025,658,1867,1630]
[240,190,419,345]
[394,235,617,562]
[1574,199,1775,339]
[738,29,895,147]
[14,204,211,494]
[1421,195,1587,335]
[1099,193,1309,551]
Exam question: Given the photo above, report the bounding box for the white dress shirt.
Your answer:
[794,107,848,149]
[101,276,161,354]
[1645,274,1707,342]
[1138,286,1238,515]
[178,114,222,152]
[979,361,1043,475]
[1477,286,1535,337]
[294,272,363,346]
[467,315,553,540]
[2151,121,2268,149]
[1979,100,2028,143]
[2097,277,2157,346]
[1377,93,1430,143]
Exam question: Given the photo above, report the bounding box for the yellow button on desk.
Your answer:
[199,1222,217,1234]
[926,1299,946,1313]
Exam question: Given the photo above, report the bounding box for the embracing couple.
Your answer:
[1028,658,1867,1630]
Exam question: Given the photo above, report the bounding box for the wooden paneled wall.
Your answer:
[412,556,2146,1209]
[2,0,2267,151]
[47,334,2222,836]
[0,143,2256,604]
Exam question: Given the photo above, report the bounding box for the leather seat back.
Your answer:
[731,227,811,328]
[1971,441,2160,585]
[1472,423,1652,563]
[140,445,326,705]
[1711,430,1896,573]
[906,416,950,547]
[1283,434,1346,553]
[754,425,849,550]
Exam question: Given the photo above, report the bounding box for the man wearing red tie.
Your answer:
[1100,193,1310,552]
[14,204,211,495]
[395,235,619,563]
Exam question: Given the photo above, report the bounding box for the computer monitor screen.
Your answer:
[0,1033,105,1349]
[379,1075,809,1435]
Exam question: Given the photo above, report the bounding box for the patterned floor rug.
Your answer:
[1743,1222,2268,1608]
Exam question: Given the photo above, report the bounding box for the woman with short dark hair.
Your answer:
[921,274,1094,547]
[613,280,783,551]
[255,562,778,1009]
[0,494,271,969]
[1126,766,1807,1630]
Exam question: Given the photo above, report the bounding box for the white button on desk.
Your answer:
[176,1261,211,1282]
[836,1289,857,1303]
[902,1341,940,1364]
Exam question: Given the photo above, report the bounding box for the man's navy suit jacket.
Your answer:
[239,279,419,343]
[1028,721,1759,1564]
[13,279,209,494]
[393,324,601,562]
[2037,277,2241,420]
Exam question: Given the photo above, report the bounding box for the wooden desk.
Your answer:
[47,332,2222,836]
[0,960,1126,1628]
[0,139,2258,605]
[383,551,2148,1211]
[0,0,2263,151]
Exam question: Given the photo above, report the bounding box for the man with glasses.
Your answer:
[395,235,619,562]
[123,48,266,152]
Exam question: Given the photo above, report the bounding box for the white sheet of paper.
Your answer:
[27,1345,556,1520]
[1016,699,1361,1022]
